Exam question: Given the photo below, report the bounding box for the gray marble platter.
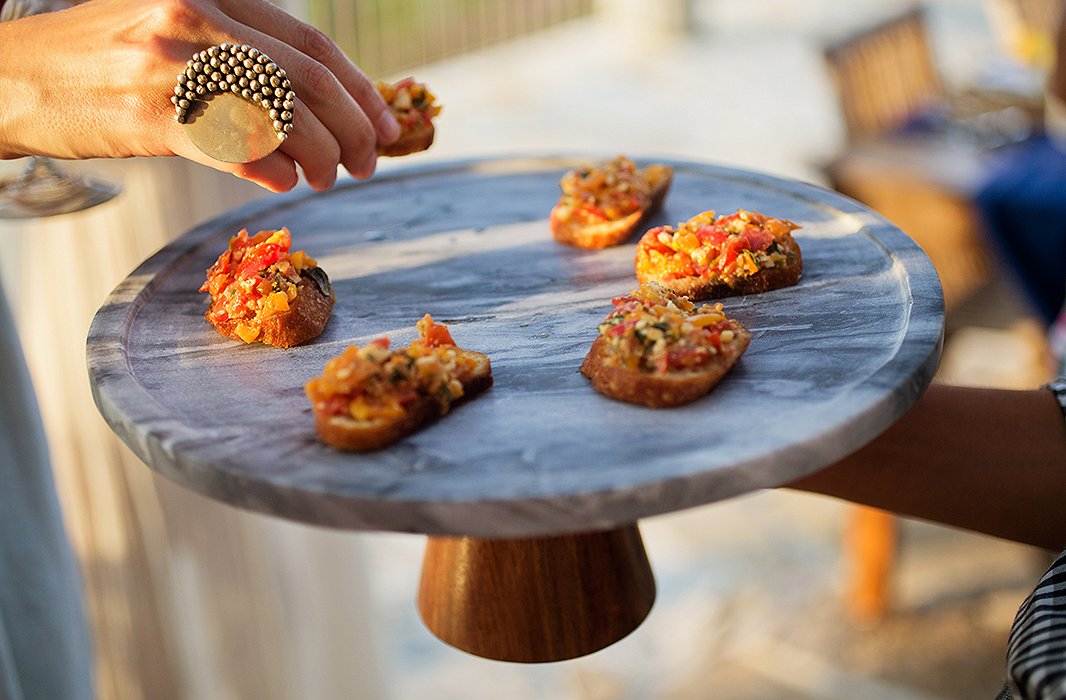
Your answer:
[87,156,943,538]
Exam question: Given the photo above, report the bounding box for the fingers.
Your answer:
[276,96,341,189]
[169,98,342,193]
[169,138,299,193]
[208,26,371,182]
[160,0,402,190]
[215,0,400,146]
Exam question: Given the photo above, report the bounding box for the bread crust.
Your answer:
[551,162,673,249]
[314,352,492,451]
[375,78,439,158]
[580,329,750,408]
[377,121,435,158]
[207,269,335,348]
[639,232,803,300]
[635,208,803,299]
[551,207,645,250]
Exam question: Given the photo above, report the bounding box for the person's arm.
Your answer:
[0,0,400,192]
[786,383,1066,551]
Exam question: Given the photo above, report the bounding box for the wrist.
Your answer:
[0,17,42,159]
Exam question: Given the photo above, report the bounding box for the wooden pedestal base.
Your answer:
[417,524,656,663]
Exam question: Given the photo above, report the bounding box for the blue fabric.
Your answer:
[976,134,1066,326]
[0,285,94,700]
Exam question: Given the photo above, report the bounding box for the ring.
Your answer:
[172,43,295,161]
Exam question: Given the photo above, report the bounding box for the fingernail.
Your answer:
[377,111,401,143]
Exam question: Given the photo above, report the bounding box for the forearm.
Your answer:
[0,0,90,160]
[0,0,398,190]
[0,17,38,159]
[787,383,1066,551]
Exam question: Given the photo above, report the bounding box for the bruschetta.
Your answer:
[635,209,802,299]
[580,282,750,407]
[305,314,492,451]
[375,78,441,157]
[200,228,335,348]
[550,155,673,249]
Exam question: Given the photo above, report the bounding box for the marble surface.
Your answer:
[86,156,943,538]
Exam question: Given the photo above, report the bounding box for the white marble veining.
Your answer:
[86,156,943,537]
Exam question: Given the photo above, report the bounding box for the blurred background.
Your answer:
[1,0,1063,697]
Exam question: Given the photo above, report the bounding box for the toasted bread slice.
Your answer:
[377,121,434,158]
[312,352,491,451]
[201,228,335,348]
[375,78,441,157]
[305,315,492,451]
[635,209,802,300]
[580,282,750,407]
[551,157,674,249]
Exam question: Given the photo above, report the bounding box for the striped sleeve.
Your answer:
[1005,552,1066,699]
[1046,378,1066,423]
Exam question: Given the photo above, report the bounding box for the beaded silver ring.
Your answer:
[171,43,295,142]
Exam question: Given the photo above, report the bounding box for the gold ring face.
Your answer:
[182,93,282,163]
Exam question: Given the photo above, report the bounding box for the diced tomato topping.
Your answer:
[320,395,350,417]
[417,315,456,348]
[697,225,729,249]
[578,203,608,223]
[641,227,675,254]
[237,241,287,277]
[720,244,740,269]
[743,226,773,251]
[608,319,638,337]
[666,345,711,370]
[424,324,455,348]
[716,212,746,228]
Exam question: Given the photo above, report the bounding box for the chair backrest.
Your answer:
[823,6,945,142]
[985,0,1065,68]
[1015,0,1066,32]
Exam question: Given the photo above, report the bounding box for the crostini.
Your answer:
[580,282,750,407]
[375,78,441,157]
[635,209,802,299]
[550,155,673,249]
[200,228,335,348]
[305,314,492,451]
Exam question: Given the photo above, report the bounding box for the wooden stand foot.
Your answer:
[417,524,655,663]
[845,505,897,626]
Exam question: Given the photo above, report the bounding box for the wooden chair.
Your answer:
[823,5,945,143]
[821,4,996,311]
[985,0,1065,68]
[820,6,996,626]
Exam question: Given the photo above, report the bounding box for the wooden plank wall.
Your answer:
[308,0,594,78]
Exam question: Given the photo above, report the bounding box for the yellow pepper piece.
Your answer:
[690,313,725,328]
[289,250,317,271]
[260,291,290,317]
[235,322,260,343]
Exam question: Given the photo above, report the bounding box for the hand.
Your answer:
[0,0,401,192]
